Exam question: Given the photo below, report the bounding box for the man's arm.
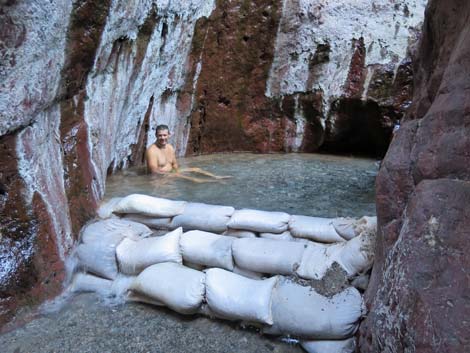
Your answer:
[145,146,160,174]
[171,145,179,171]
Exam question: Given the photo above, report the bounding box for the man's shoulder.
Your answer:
[146,144,158,154]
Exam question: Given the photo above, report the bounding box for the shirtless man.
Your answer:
[145,124,178,174]
[145,125,230,182]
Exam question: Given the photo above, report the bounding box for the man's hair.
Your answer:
[156,124,170,134]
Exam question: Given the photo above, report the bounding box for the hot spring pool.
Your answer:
[105,153,378,217]
[0,153,378,353]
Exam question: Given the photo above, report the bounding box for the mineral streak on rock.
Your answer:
[265,0,426,156]
[185,0,286,154]
[0,120,68,328]
[359,0,470,351]
[0,0,73,135]
[84,0,215,194]
[0,0,215,329]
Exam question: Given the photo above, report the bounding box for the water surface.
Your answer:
[105,153,378,217]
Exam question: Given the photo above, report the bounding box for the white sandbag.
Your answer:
[69,273,113,294]
[301,338,356,353]
[263,278,364,339]
[354,216,377,234]
[76,242,120,280]
[171,202,235,233]
[116,228,183,275]
[289,215,345,243]
[122,214,173,230]
[80,218,152,244]
[296,232,374,280]
[113,194,186,217]
[332,217,357,240]
[76,219,152,279]
[223,229,257,238]
[205,268,277,324]
[227,209,290,233]
[233,266,264,280]
[97,197,123,219]
[127,291,164,306]
[336,231,375,276]
[259,231,294,241]
[232,238,305,275]
[180,230,235,271]
[129,262,205,314]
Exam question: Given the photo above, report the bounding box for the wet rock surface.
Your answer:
[359,0,470,351]
[0,293,302,353]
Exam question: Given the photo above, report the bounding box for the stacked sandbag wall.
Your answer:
[70,194,377,353]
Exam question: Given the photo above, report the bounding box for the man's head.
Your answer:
[155,124,170,147]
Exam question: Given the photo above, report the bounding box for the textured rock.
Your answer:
[0,0,214,328]
[185,0,426,156]
[359,0,470,351]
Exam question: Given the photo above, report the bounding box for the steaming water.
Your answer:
[105,153,378,217]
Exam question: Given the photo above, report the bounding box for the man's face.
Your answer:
[156,129,170,146]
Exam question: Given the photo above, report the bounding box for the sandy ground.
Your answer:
[0,293,303,353]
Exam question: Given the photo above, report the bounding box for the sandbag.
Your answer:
[122,214,173,230]
[76,242,120,280]
[336,230,375,275]
[116,228,183,275]
[171,202,234,233]
[223,229,257,238]
[76,219,152,279]
[80,218,152,244]
[205,268,277,324]
[180,230,235,271]
[332,217,357,240]
[112,194,186,217]
[289,215,345,243]
[233,266,264,280]
[129,262,205,314]
[227,209,290,233]
[300,338,355,353]
[354,216,377,234]
[296,231,374,280]
[232,238,305,275]
[97,197,122,219]
[69,273,113,294]
[259,231,294,241]
[263,277,364,339]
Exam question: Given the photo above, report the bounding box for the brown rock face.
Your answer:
[186,0,288,154]
[359,0,470,352]
[186,0,421,157]
[0,0,112,329]
[0,133,65,329]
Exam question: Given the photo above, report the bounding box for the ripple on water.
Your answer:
[105,153,379,217]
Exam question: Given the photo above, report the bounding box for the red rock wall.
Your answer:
[0,0,214,330]
[186,0,425,157]
[0,0,111,329]
[359,0,470,352]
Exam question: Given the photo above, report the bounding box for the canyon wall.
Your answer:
[186,0,426,155]
[359,0,470,352]
[0,0,427,330]
[0,0,214,328]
